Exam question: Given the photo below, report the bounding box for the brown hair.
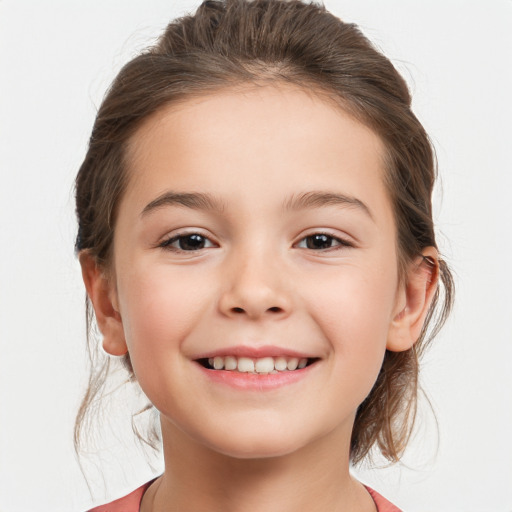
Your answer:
[75,0,454,465]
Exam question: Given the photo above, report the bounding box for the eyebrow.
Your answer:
[283,191,374,221]
[141,191,225,217]
[140,190,373,220]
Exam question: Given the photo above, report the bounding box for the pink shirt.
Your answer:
[88,481,402,511]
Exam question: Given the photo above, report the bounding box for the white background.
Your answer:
[1,1,511,511]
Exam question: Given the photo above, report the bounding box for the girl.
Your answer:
[75,1,453,510]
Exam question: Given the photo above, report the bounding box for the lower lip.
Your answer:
[195,362,317,390]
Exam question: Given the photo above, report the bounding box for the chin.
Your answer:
[197,421,314,460]
[162,407,337,462]
[210,438,302,460]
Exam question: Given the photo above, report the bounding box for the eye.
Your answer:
[295,233,352,250]
[159,233,216,252]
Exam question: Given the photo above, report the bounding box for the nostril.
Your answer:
[230,306,283,314]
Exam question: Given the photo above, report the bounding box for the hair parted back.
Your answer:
[75,0,454,465]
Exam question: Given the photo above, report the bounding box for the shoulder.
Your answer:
[87,481,155,512]
[365,485,403,512]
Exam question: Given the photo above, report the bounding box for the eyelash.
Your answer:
[158,231,353,253]
[159,232,216,252]
[295,232,354,251]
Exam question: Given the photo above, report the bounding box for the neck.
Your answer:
[141,418,376,512]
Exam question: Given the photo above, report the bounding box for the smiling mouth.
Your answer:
[197,356,319,374]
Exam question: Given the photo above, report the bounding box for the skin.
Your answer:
[81,84,439,512]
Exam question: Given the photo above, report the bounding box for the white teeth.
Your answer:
[237,357,255,373]
[224,356,237,370]
[274,357,288,371]
[286,358,299,371]
[255,357,274,373]
[204,355,313,373]
[213,356,224,370]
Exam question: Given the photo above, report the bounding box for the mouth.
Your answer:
[196,355,319,374]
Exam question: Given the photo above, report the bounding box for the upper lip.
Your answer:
[192,345,318,360]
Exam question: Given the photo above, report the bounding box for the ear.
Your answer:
[387,247,439,352]
[79,251,128,356]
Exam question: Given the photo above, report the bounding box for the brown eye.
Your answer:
[296,233,352,250]
[160,233,215,251]
[307,234,333,249]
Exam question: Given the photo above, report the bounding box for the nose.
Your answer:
[218,250,292,320]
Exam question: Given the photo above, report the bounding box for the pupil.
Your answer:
[180,234,205,250]
[307,234,331,249]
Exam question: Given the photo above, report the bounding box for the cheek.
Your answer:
[302,261,398,377]
[116,264,211,366]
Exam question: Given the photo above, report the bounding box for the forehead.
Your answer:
[123,83,391,217]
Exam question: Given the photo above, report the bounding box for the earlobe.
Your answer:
[79,251,128,356]
[386,247,439,352]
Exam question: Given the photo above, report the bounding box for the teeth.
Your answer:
[237,357,255,373]
[274,357,288,371]
[254,357,274,373]
[224,356,237,370]
[287,358,299,371]
[213,356,224,370]
[204,355,313,374]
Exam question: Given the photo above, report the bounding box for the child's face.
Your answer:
[107,84,408,459]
